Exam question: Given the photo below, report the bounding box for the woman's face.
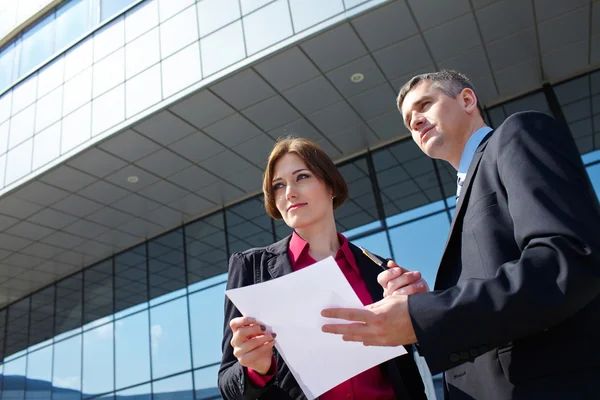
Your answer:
[272,153,334,230]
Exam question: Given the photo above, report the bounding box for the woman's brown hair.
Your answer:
[262,137,348,219]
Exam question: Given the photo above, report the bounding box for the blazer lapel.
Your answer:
[435,132,493,288]
[266,236,294,279]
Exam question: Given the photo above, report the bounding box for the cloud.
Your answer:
[150,324,163,351]
[54,376,80,389]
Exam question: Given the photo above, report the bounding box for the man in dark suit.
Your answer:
[322,70,600,399]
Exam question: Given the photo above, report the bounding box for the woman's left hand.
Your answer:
[377,260,430,297]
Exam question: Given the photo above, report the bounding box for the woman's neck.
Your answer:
[295,218,340,261]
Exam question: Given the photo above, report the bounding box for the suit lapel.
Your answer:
[266,236,294,279]
[435,132,493,288]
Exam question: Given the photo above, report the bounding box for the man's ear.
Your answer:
[461,88,479,115]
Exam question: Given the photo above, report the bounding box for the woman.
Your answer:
[218,137,428,400]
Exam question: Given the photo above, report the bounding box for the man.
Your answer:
[321,70,600,399]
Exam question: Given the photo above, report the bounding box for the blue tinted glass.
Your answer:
[115,311,151,390]
[100,0,137,21]
[582,149,600,165]
[152,372,193,400]
[189,284,226,368]
[82,323,114,398]
[342,220,382,239]
[52,336,82,400]
[586,164,600,200]
[193,366,220,400]
[0,42,17,92]
[55,0,90,50]
[149,298,192,379]
[116,383,151,400]
[26,346,53,400]
[115,244,148,317]
[350,231,391,259]
[386,200,446,227]
[185,214,229,288]
[5,298,30,359]
[4,356,27,400]
[148,229,186,305]
[388,212,450,288]
[19,14,55,75]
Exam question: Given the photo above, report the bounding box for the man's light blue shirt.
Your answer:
[456,126,493,198]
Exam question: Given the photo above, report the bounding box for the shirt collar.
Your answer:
[457,126,492,177]
[288,231,356,269]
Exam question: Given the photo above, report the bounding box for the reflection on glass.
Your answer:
[26,346,53,400]
[243,0,293,55]
[193,366,220,400]
[101,0,138,21]
[115,244,148,318]
[84,260,113,327]
[185,213,228,288]
[52,335,81,400]
[289,0,344,32]
[0,309,6,360]
[148,229,186,305]
[55,273,83,338]
[152,372,193,400]
[386,200,445,228]
[582,149,600,165]
[189,284,226,368]
[115,311,151,390]
[4,355,27,400]
[226,198,273,255]
[115,383,151,400]
[19,14,55,75]
[0,42,17,92]
[149,298,192,379]
[586,164,600,200]
[6,298,30,358]
[29,287,55,349]
[335,159,379,233]
[83,323,114,398]
[55,0,90,51]
[388,212,450,288]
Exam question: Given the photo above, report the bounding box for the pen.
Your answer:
[359,246,392,271]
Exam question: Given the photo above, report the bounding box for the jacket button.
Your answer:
[450,353,460,362]
[470,349,479,357]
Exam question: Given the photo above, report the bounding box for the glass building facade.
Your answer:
[0,66,598,400]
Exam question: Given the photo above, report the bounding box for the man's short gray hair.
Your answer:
[397,69,483,116]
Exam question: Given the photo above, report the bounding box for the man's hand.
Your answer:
[380,261,429,297]
[321,295,417,346]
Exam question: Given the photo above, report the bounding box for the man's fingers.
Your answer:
[390,278,429,296]
[386,271,422,292]
[321,322,369,335]
[321,307,374,322]
[377,267,402,287]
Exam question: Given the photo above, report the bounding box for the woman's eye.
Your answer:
[273,183,284,191]
[297,173,310,181]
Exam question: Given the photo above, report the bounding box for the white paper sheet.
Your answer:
[225,256,406,400]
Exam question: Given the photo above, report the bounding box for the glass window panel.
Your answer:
[5,298,30,358]
[189,283,225,368]
[501,91,551,118]
[115,244,148,317]
[12,76,37,115]
[158,0,194,22]
[4,356,27,400]
[55,273,83,337]
[25,346,53,400]
[93,48,125,98]
[33,122,62,170]
[582,149,600,165]
[389,212,450,288]
[149,297,192,379]
[289,0,344,32]
[125,0,159,43]
[35,85,63,134]
[159,4,198,58]
[116,384,150,400]
[52,335,82,400]
[243,0,293,55]
[587,163,600,200]
[274,218,292,241]
[148,229,186,305]
[226,197,273,255]
[115,311,151,390]
[197,0,240,37]
[125,63,161,118]
[0,91,11,124]
[29,287,55,348]
[91,83,125,137]
[152,372,193,400]
[19,14,55,75]
[93,15,125,62]
[160,42,202,99]
[193,366,220,400]
[185,212,228,288]
[350,231,391,259]
[0,309,6,360]
[240,0,273,15]
[9,104,35,149]
[82,323,114,398]
[84,260,113,326]
[55,0,91,51]
[335,158,379,233]
[200,21,245,76]
[101,0,137,21]
[0,42,17,92]
[61,103,92,154]
[64,40,93,81]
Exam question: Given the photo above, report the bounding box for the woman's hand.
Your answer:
[378,260,430,297]
[229,316,276,375]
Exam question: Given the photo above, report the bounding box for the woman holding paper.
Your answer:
[219,137,429,400]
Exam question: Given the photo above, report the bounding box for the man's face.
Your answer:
[401,80,470,163]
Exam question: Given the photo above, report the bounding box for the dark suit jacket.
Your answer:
[408,111,600,399]
[218,236,427,400]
